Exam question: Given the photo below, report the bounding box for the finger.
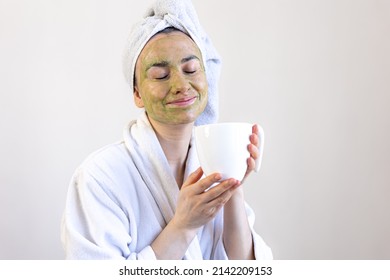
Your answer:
[252,124,259,135]
[250,131,259,147]
[248,143,259,160]
[202,178,239,203]
[192,173,223,194]
[182,167,203,188]
[243,157,256,182]
[247,157,256,172]
[206,182,239,209]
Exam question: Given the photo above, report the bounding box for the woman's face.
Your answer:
[134,31,208,125]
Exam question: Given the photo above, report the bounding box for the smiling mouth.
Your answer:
[166,96,197,107]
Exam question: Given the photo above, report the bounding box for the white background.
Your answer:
[0,0,389,259]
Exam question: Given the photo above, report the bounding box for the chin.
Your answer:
[170,117,197,125]
[153,106,205,125]
[166,113,199,125]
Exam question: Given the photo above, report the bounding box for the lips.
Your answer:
[166,96,197,107]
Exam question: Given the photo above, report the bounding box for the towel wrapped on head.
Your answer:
[122,0,221,125]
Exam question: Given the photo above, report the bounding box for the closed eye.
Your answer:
[182,64,200,75]
[147,66,169,80]
[182,56,202,75]
[156,74,169,80]
[184,70,197,74]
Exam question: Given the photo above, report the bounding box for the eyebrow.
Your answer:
[181,55,200,64]
[145,55,200,72]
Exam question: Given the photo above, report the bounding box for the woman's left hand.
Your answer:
[242,124,260,183]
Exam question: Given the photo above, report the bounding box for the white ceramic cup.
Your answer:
[194,122,264,181]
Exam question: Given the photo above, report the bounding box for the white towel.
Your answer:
[122,0,221,125]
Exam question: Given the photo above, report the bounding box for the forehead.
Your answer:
[139,31,202,63]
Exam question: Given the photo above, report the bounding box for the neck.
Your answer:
[148,117,194,187]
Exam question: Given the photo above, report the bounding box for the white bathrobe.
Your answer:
[61,112,273,260]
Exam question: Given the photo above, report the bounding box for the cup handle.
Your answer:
[255,125,265,172]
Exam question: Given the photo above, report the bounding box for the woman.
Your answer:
[61,0,272,260]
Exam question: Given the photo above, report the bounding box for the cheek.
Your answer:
[192,73,208,95]
[141,83,168,103]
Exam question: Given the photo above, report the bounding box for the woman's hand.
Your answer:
[242,124,260,183]
[151,167,240,259]
[172,167,240,231]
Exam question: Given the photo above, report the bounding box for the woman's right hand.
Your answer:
[151,167,240,259]
[172,167,240,231]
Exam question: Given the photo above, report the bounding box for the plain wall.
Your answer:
[0,0,389,259]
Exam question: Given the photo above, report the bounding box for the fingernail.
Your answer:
[229,179,238,185]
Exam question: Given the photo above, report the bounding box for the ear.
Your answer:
[133,86,144,108]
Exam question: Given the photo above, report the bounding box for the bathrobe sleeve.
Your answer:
[246,203,273,260]
[61,166,156,260]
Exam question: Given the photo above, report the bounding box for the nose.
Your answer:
[170,71,190,95]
